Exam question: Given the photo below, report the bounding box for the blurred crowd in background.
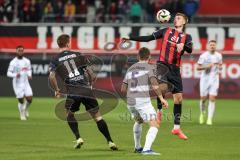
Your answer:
[0,0,199,23]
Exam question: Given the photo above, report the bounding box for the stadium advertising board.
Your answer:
[0,25,240,53]
[0,58,239,98]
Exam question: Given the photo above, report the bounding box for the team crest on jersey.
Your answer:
[171,36,179,43]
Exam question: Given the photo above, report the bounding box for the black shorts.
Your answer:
[157,62,183,94]
[65,95,99,113]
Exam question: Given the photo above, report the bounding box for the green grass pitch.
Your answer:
[0,97,239,160]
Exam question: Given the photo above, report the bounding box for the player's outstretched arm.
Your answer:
[150,77,168,108]
[123,35,155,42]
[122,28,166,43]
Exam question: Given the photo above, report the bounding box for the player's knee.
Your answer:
[136,118,143,124]
[201,97,207,103]
[27,98,32,104]
[149,120,159,128]
[18,98,24,104]
[174,96,183,104]
[209,96,216,102]
[67,111,74,119]
[94,116,103,122]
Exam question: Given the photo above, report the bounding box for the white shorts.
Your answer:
[200,78,219,97]
[13,83,33,98]
[127,99,156,122]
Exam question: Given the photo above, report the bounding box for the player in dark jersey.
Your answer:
[123,13,193,140]
[48,34,118,150]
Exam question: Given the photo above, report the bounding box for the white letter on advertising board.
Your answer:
[98,27,114,49]
[37,27,47,49]
[206,27,225,50]
[229,28,240,50]
[181,63,192,78]
[119,27,136,49]
[185,27,201,50]
[77,27,94,49]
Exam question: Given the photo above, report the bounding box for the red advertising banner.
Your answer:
[1,25,240,54]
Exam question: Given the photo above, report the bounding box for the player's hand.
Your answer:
[16,73,20,78]
[206,63,214,69]
[28,76,32,80]
[121,37,130,42]
[160,97,168,109]
[176,43,184,52]
[55,89,61,98]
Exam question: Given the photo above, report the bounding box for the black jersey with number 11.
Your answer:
[49,50,91,87]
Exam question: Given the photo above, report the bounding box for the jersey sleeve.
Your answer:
[49,58,58,72]
[7,60,17,78]
[152,28,167,39]
[184,34,193,53]
[197,54,205,64]
[148,65,157,79]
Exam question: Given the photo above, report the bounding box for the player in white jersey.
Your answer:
[7,45,33,120]
[121,47,168,155]
[197,40,222,125]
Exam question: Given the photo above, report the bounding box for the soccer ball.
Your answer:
[156,9,171,23]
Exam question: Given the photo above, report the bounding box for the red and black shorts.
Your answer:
[157,62,183,94]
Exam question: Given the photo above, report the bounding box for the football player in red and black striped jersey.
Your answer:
[123,13,193,140]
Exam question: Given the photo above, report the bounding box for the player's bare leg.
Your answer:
[142,118,160,155]
[66,111,83,149]
[207,95,216,125]
[90,110,118,150]
[156,83,168,125]
[171,93,188,140]
[25,96,32,118]
[199,96,207,124]
[18,98,26,120]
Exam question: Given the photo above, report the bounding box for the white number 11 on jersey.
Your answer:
[63,59,80,78]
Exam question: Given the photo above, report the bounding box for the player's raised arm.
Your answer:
[122,28,167,42]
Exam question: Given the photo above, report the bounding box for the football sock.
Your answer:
[24,101,31,110]
[143,127,158,151]
[96,119,113,142]
[173,104,182,126]
[67,114,80,140]
[18,102,24,113]
[200,100,206,113]
[133,122,142,149]
[208,101,215,120]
